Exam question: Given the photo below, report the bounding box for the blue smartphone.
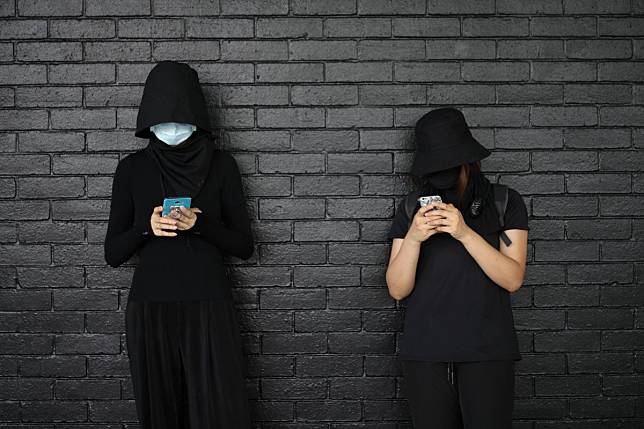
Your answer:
[162,197,191,218]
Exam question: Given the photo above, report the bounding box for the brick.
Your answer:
[16,42,81,61]
[497,84,563,104]
[463,18,529,36]
[393,18,459,37]
[426,40,494,59]
[17,87,82,107]
[86,0,149,15]
[599,62,644,81]
[257,108,325,128]
[256,63,324,83]
[51,109,116,130]
[292,0,356,15]
[532,62,596,81]
[50,19,115,38]
[325,18,391,37]
[394,62,459,82]
[359,0,425,14]
[358,40,425,60]
[290,41,356,60]
[0,65,47,84]
[498,0,562,14]
[119,18,183,38]
[49,64,115,84]
[18,0,82,16]
[566,40,632,59]
[563,0,630,14]
[0,109,48,130]
[257,18,323,38]
[564,84,631,104]
[153,41,220,61]
[155,0,219,15]
[291,85,358,105]
[531,106,597,127]
[498,40,564,59]
[220,0,288,15]
[462,62,530,82]
[221,41,286,61]
[328,62,392,82]
[427,0,494,14]
[292,130,359,151]
[531,17,596,36]
[0,19,47,38]
[85,41,151,62]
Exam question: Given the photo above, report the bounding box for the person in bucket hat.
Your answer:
[385,107,530,428]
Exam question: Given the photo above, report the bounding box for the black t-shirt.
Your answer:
[388,187,529,362]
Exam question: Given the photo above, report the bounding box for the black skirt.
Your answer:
[125,298,251,429]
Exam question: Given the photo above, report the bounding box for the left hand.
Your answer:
[166,206,203,231]
[425,202,472,242]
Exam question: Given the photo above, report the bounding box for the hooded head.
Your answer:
[135,61,212,139]
[139,61,216,199]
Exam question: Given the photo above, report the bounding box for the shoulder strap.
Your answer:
[493,183,513,246]
[404,190,422,228]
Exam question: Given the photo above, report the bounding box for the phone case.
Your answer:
[162,197,192,217]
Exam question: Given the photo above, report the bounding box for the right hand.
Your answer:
[406,204,442,243]
[150,206,178,237]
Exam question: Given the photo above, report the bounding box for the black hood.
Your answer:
[135,61,212,139]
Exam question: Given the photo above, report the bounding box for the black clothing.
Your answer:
[137,61,215,199]
[104,148,253,301]
[126,298,252,428]
[146,130,216,199]
[402,359,515,428]
[388,184,529,361]
[135,61,212,139]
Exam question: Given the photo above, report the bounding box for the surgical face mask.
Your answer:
[150,122,196,146]
[427,165,461,189]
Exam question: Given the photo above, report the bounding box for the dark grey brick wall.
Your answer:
[0,0,643,427]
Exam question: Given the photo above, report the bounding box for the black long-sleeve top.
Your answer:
[104,149,253,301]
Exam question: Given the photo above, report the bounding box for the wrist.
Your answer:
[404,232,422,246]
[459,226,476,243]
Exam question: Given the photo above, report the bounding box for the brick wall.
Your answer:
[1,0,643,427]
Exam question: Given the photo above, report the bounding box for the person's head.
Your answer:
[411,107,490,195]
[135,61,212,147]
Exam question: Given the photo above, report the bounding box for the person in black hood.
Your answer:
[104,61,253,428]
[385,108,530,428]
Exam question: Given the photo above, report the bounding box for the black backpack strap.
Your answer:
[493,183,513,247]
[404,190,422,229]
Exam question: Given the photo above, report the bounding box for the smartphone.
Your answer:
[418,195,442,209]
[162,197,191,218]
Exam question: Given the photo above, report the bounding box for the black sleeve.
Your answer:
[104,158,152,268]
[502,188,530,231]
[387,197,412,240]
[190,154,254,260]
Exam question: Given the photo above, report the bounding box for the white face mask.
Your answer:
[150,122,197,146]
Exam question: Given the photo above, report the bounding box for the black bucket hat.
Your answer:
[411,107,490,176]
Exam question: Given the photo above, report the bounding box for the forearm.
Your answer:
[459,227,523,292]
[191,215,254,260]
[386,235,422,300]
[104,223,150,268]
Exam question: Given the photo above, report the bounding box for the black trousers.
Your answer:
[402,359,515,429]
[125,298,252,429]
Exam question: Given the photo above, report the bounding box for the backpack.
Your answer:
[403,183,513,247]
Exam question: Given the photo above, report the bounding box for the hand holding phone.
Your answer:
[162,197,192,218]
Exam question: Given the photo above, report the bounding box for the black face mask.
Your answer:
[426,166,460,189]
